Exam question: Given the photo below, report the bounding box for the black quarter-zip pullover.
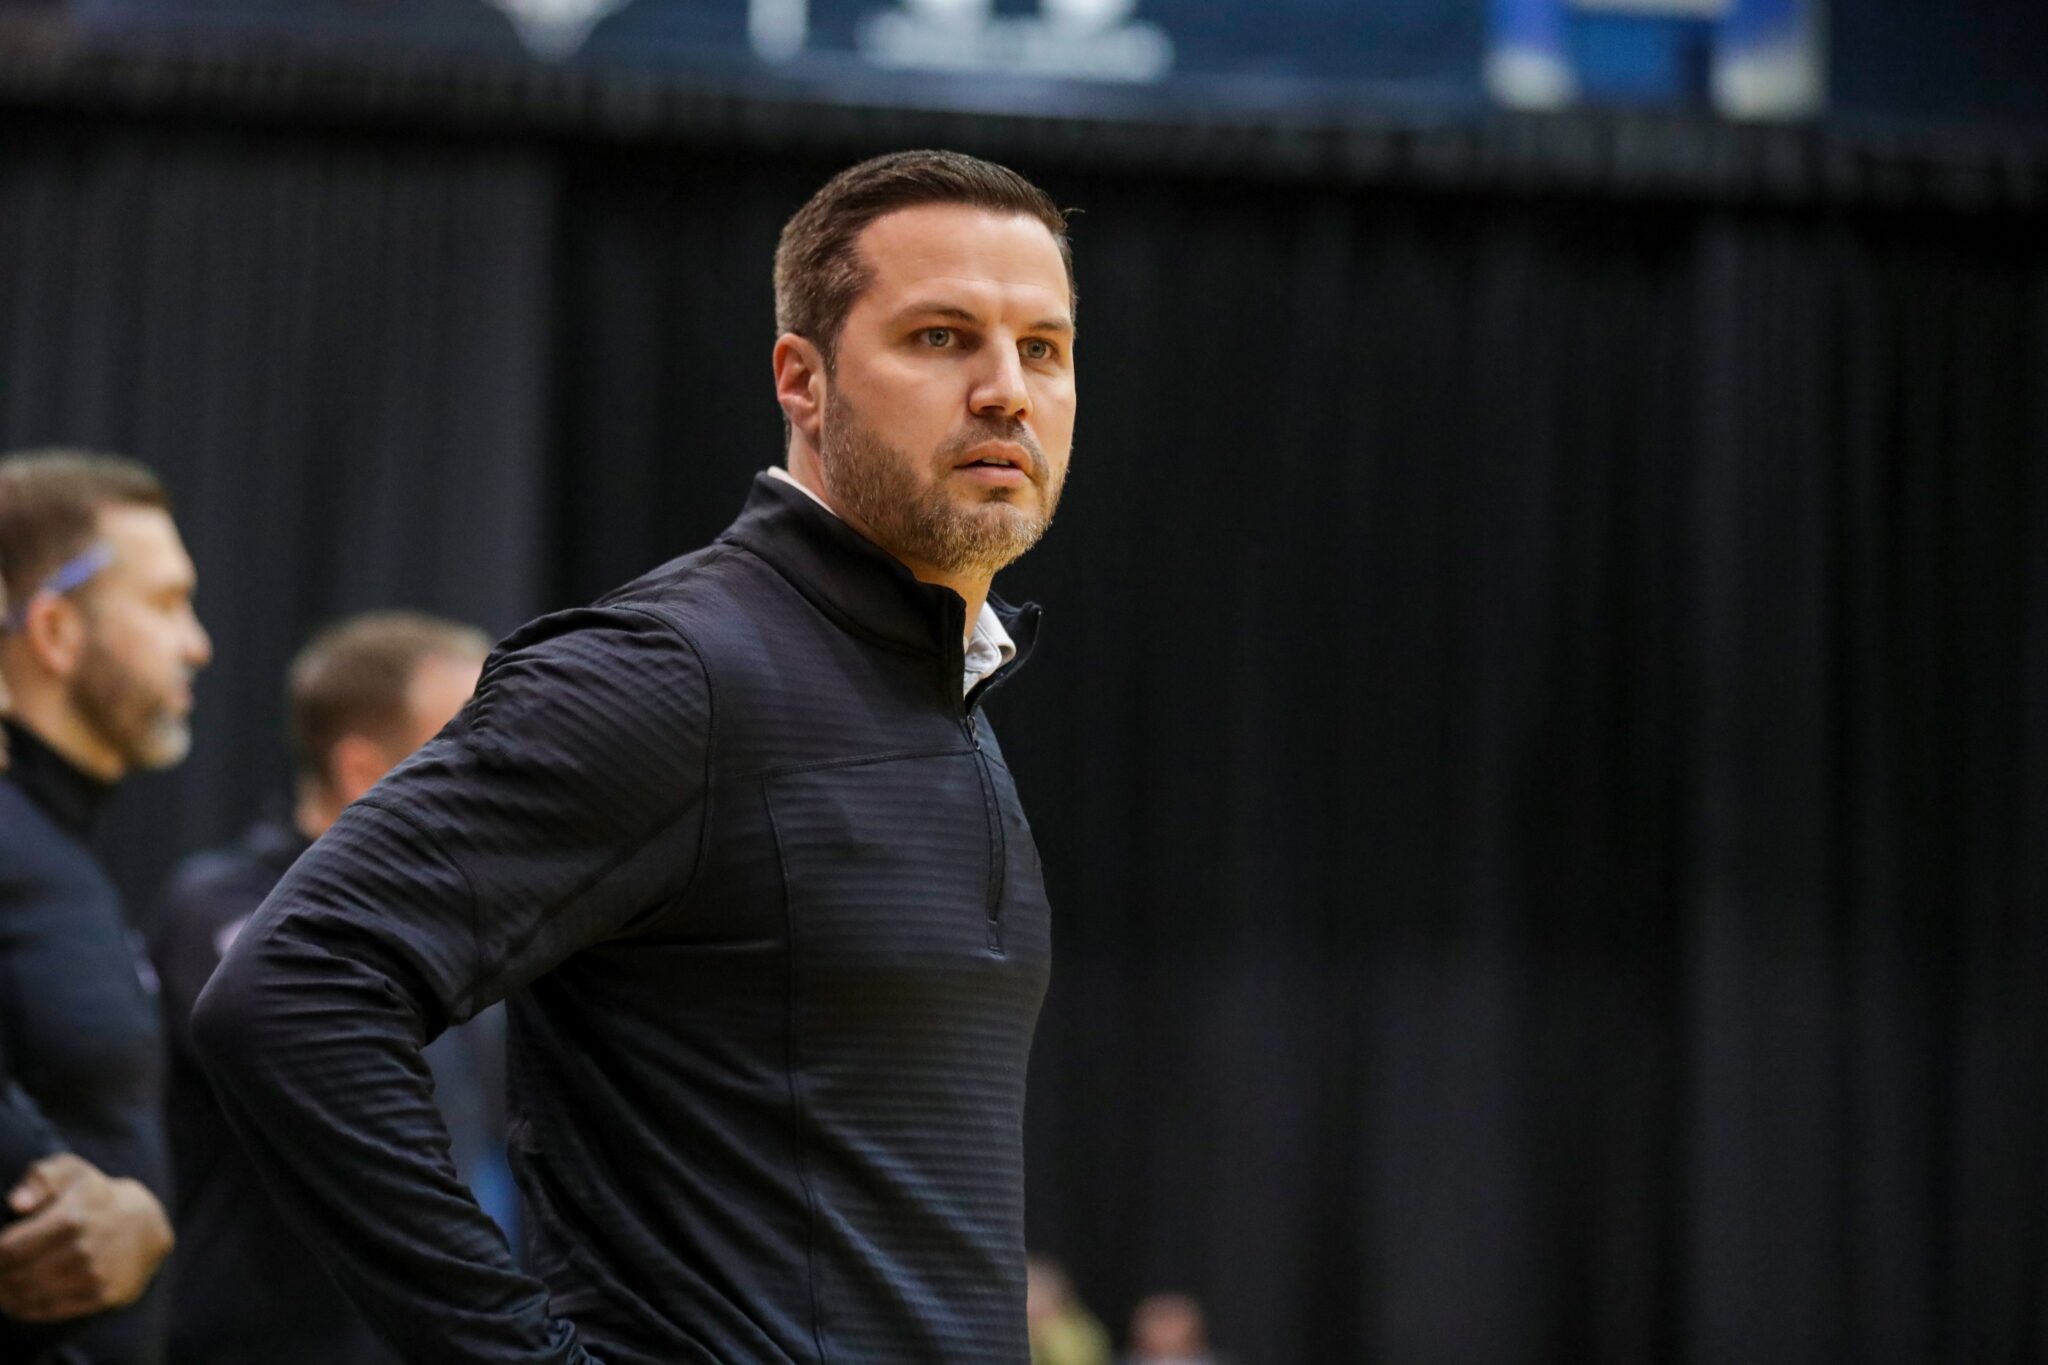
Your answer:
[192,475,1052,1364]
[0,723,170,1365]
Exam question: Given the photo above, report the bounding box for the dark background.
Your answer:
[5,45,2048,1365]
[9,0,2048,128]
[1834,0,2048,128]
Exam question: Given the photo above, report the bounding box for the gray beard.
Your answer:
[72,630,190,772]
[816,388,1059,581]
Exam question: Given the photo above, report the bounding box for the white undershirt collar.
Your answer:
[765,467,1016,695]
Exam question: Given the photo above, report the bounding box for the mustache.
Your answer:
[936,420,1050,482]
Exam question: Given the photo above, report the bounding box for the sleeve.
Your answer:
[0,1079,61,1200]
[0,885,67,1188]
[0,1076,73,1356]
[0,881,76,1357]
[191,606,714,1365]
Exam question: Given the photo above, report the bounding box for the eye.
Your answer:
[1021,338,1059,362]
[921,327,956,348]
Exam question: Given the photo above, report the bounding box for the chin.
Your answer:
[961,490,1036,520]
[133,721,194,772]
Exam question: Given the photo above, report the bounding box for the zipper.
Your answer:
[963,702,1007,956]
[947,594,1013,957]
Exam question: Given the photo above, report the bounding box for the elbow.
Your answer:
[189,950,267,1087]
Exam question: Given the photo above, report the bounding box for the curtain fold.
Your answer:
[0,122,557,901]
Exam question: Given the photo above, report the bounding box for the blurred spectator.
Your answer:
[0,449,211,1363]
[149,610,500,1365]
[1125,1290,1228,1365]
[1028,1254,1111,1365]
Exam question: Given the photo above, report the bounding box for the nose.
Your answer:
[969,340,1031,423]
[189,612,214,670]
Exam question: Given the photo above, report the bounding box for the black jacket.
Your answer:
[0,723,170,1365]
[193,475,1052,1364]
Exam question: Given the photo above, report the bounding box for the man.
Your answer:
[151,611,503,1365]
[1122,1293,1226,1365]
[193,148,1076,1362]
[0,450,212,1363]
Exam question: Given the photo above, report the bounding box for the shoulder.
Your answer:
[388,599,717,814]
[0,778,38,849]
[485,538,768,677]
[589,538,811,655]
[0,781,111,923]
[480,538,810,721]
[472,600,711,733]
[592,539,759,614]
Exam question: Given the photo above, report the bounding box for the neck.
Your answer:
[781,453,992,641]
[4,687,124,783]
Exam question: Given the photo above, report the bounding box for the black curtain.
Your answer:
[2,62,2047,1363]
[0,117,556,873]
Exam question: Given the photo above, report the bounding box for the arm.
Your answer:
[0,1082,60,1197]
[0,900,172,1329]
[149,854,251,1070]
[192,608,712,1364]
[0,881,68,1190]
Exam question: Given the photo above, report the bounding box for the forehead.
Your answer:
[94,503,194,586]
[850,204,1070,318]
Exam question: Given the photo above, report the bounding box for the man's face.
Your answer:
[70,505,211,773]
[816,204,1077,581]
[325,650,483,809]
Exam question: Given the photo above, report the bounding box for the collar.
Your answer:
[733,471,1039,686]
[765,468,1018,670]
[963,605,1016,692]
[2,720,115,838]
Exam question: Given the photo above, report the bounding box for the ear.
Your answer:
[773,333,828,450]
[17,593,87,681]
[328,733,395,806]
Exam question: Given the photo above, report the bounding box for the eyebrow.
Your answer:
[894,301,1076,335]
[146,564,199,594]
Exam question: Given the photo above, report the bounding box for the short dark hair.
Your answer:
[288,610,489,789]
[0,450,170,604]
[774,149,1072,366]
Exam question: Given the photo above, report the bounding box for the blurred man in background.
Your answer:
[192,149,1073,1362]
[0,450,210,1364]
[150,610,501,1365]
[1124,1292,1225,1365]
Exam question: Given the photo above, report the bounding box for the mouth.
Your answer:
[953,441,1033,486]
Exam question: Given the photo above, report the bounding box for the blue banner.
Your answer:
[70,0,1486,107]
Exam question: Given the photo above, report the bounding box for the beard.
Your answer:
[71,628,191,772]
[817,385,1063,581]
